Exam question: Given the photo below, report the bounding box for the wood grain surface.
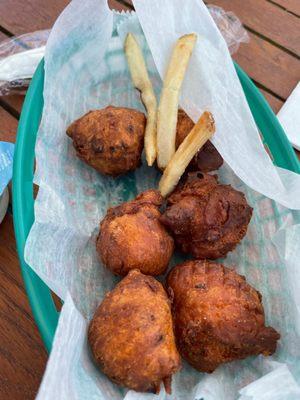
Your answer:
[0,0,69,35]
[211,0,300,56]
[265,0,300,16]
[0,1,299,399]
[0,107,18,142]
[233,32,300,100]
[0,0,128,35]
[0,215,47,400]
[259,89,284,113]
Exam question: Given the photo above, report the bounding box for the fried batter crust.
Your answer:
[88,270,181,393]
[67,105,146,176]
[160,172,253,259]
[176,109,223,172]
[97,190,174,276]
[167,260,280,372]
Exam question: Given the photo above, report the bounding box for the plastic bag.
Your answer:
[0,30,49,95]
[0,5,248,96]
[208,4,249,54]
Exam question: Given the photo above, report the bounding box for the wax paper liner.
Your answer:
[23,1,300,399]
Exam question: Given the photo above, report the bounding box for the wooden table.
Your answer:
[0,1,299,398]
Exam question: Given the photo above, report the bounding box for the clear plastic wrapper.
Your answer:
[0,30,49,95]
[207,4,249,54]
[23,0,300,399]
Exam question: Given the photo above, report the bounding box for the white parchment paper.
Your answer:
[24,1,300,399]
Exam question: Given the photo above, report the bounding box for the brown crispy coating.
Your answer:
[167,260,280,373]
[88,270,181,393]
[97,190,174,276]
[176,109,223,172]
[66,106,146,176]
[160,172,253,259]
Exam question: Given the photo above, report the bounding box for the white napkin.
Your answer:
[277,82,300,151]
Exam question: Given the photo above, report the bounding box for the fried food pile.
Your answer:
[160,172,253,259]
[176,109,223,172]
[97,190,174,276]
[88,269,181,394]
[167,260,280,373]
[67,105,146,176]
[70,33,282,394]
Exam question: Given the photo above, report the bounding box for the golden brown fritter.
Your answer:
[88,269,181,393]
[176,109,223,172]
[97,190,174,276]
[167,260,280,373]
[160,172,253,259]
[66,105,146,176]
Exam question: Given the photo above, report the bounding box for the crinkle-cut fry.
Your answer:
[159,111,215,197]
[157,33,197,170]
[125,33,157,166]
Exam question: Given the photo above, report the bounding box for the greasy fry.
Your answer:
[157,33,197,170]
[159,111,215,197]
[125,33,157,166]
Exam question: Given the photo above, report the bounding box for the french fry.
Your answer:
[157,33,197,170]
[159,111,215,197]
[125,33,157,166]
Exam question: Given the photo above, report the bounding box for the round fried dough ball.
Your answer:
[167,260,280,373]
[66,105,146,176]
[176,109,223,172]
[160,172,253,259]
[97,190,174,276]
[88,269,181,393]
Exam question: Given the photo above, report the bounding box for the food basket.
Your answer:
[12,58,300,353]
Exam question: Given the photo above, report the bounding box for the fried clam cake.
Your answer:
[88,270,181,393]
[160,172,253,259]
[97,190,174,276]
[167,260,280,372]
[67,105,146,176]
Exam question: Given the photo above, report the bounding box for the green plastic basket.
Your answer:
[12,59,300,352]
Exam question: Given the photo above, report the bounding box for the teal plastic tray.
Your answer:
[12,59,300,352]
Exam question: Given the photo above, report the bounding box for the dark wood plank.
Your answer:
[211,0,300,56]
[0,32,9,41]
[270,0,300,16]
[1,95,24,115]
[0,107,18,142]
[0,0,69,35]
[0,0,131,36]
[118,0,133,7]
[0,214,47,400]
[233,32,300,100]
[259,89,284,113]
[109,0,130,11]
